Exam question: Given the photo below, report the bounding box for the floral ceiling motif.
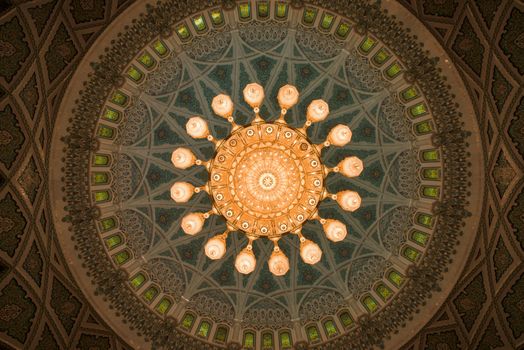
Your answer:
[51,0,479,349]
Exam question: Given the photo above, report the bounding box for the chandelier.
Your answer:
[170,83,363,276]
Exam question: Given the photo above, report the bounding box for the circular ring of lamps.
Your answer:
[170,83,363,275]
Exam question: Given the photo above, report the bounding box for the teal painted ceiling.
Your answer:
[101,20,421,324]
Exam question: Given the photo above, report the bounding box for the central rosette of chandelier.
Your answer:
[170,83,363,276]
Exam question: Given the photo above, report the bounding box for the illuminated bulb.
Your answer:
[171,148,196,169]
[338,156,363,177]
[337,190,362,212]
[181,212,205,235]
[243,83,265,108]
[235,248,256,274]
[328,124,352,146]
[323,219,347,242]
[277,85,299,109]
[268,250,290,276]
[186,117,209,139]
[307,99,329,122]
[205,235,227,259]
[300,239,322,264]
[211,94,234,118]
[170,182,195,203]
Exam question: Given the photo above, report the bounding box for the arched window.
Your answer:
[196,319,212,339]
[214,325,229,343]
[129,273,146,289]
[141,285,159,304]
[306,324,321,343]
[338,310,354,329]
[302,7,318,26]
[99,217,117,231]
[322,319,339,338]
[104,234,123,250]
[238,3,252,21]
[402,245,421,262]
[92,172,110,185]
[387,269,405,288]
[262,331,274,350]
[93,190,111,203]
[181,312,196,331]
[375,283,393,301]
[243,330,256,349]
[278,330,292,349]
[112,249,131,265]
[410,230,429,247]
[93,153,111,167]
[361,294,379,313]
[155,297,173,315]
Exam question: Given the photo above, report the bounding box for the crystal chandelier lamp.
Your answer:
[170,83,363,276]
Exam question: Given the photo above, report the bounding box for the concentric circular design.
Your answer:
[233,147,302,213]
[50,0,481,349]
[210,123,323,237]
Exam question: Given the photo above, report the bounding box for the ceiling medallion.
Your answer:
[170,83,364,276]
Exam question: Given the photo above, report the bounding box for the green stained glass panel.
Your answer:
[111,91,128,106]
[239,3,251,19]
[410,102,428,117]
[100,217,116,231]
[375,284,393,301]
[156,298,172,314]
[422,149,440,162]
[210,9,224,25]
[323,320,338,337]
[142,286,158,302]
[336,22,351,38]
[198,321,211,338]
[138,52,155,68]
[386,62,402,78]
[306,325,320,342]
[402,246,421,262]
[127,65,143,82]
[182,313,195,330]
[417,213,433,227]
[152,40,168,56]
[275,2,288,18]
[214,326,228,342]
[279,332,292,349]
[97,125,114,139]
[258,2,269,17]
[102,108,120,122]
[130,273,145,289]
[92,172,109,184]
[320,13,334,30]
[105,235,122,250]
[262,332,273,348]
[359,37,376,53]
[388,270,405,287]
[243,332,255,348]
[339,312,353,328]
[193,15,207,31]
[422,168,441,180]
[93,154,110,166]
[94,190,110,202]
[113,250,130,265]
[362,295,378,313]
[373,49,390,65]
[402,86,419,101]
[176,25,191,40]
[415,121,433,134]
[422,186,440,198]
[411,230,429,246]
[303,8,317,24]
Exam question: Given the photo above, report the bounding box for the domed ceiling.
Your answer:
[0,0,523,350]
